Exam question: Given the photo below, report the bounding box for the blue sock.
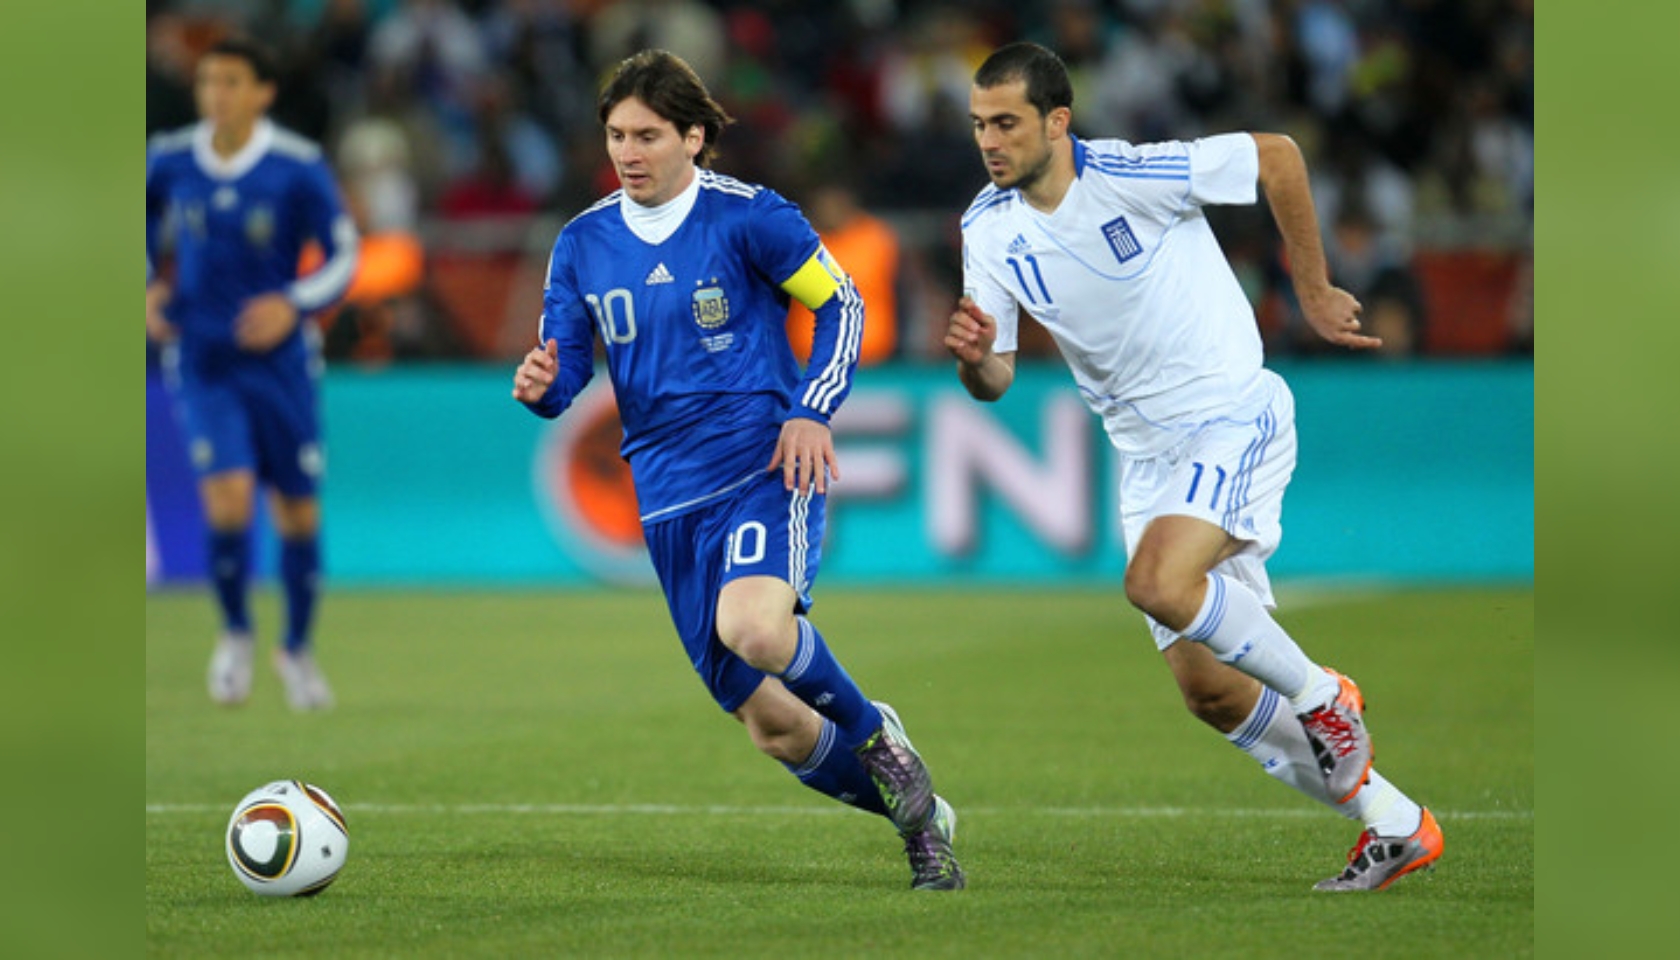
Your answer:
[783,718,889,816]
[279,537,320,654]
[776,617,883,749]
[209,529,251,635]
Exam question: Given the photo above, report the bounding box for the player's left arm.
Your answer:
[747,192,865,493]
[237,162,361,352]
[1252,133,1380,350]
[771,240,862,493]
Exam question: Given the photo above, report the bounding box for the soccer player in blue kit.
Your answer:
[511,50,964,890]
[946,43,1442,891]
[146,37,358,711]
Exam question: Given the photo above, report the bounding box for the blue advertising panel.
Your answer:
[146,360,1533,588]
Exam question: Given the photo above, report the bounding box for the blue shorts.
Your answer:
[643,470,826,713]
[164,343,323,497]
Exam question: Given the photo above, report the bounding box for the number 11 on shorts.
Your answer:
[1185,461,1227,509]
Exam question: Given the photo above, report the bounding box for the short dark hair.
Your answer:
[974,42,1073,119]
[597,49,734,167]
[202,36,279,85]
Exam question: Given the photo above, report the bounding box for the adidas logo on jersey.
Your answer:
[645,263,674,285]
[1006,234,1031,255]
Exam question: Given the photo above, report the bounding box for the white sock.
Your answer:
[1183,572,1337,711]
[1226,686,1423,837]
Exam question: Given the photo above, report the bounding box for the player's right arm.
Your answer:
[144,139,178,343]
[145,282,176,343]
[515,240,596,417]
[949,231,1018,401]
[945,296,1015,401]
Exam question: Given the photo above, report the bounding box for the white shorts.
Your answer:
[1116,372,1298,650]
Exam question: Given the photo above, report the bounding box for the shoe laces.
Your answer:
[904,829,953,879]
[860,734,918,793]
[1304,704,1362,759]
[1342,830,1374,868]
[1339,830,1415,881]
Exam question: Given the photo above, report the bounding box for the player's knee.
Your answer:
[1122,562,1152,613]
[271,496,320,539]
[202,494,255,530]
[1124,556,1203,630]
[716,609,795,673]
[1123,559,1173,622]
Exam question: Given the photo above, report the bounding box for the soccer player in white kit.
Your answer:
[945,42,1443,891]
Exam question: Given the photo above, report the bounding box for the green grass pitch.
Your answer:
[147,585,1532,958]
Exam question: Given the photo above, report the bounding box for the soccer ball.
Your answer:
[225,780,349,897]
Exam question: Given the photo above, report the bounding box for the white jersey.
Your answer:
[962,133,1271,457]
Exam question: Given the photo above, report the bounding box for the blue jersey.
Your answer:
[525,169,865,523]
[146,119,358,378]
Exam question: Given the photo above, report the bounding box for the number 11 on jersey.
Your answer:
[1006,255,1053,305]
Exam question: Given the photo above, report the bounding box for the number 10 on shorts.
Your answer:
[725,521,767,572]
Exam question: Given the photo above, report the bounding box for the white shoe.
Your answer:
[208,632,254,705]
[275,649,335,711]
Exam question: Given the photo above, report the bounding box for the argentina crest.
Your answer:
[691,280,729,329]
[244,204,276,249]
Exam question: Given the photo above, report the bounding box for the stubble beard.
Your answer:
[995,143,1054,194]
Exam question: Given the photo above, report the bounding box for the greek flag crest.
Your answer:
[1101,215,1142,265]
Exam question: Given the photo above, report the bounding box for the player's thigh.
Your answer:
[1130,514,1240,585]
[644,508,767,714]
[716,575,800,662]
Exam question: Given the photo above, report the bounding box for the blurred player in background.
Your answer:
[512,50,963,891]
[146,37,359,711]
[946,42,1442,892]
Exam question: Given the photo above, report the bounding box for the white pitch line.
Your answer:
[147,802,1531,821]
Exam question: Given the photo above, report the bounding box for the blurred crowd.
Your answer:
[147,0,1534,363]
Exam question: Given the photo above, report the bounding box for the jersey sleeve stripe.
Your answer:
[698,169,759,199]
[800,278,864,414]
[268,128,323,162]
[1086,155,1190,179]
[1089,170,1191,181]
[288,215,360,312]
[1087,154,1189,169]
[961,190,1014,230]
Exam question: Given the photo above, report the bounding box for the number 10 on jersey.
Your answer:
[586,289,637,344]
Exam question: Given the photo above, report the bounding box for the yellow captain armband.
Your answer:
[779,244,849,310]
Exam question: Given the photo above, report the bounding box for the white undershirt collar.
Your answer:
[619,167,701,245]
[193,118,274,181]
